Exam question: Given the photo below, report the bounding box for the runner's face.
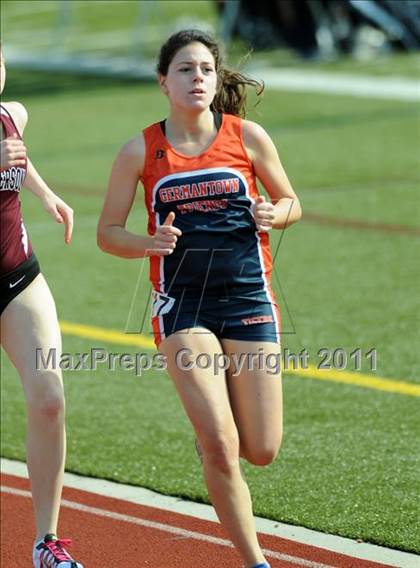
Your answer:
[160,42,217,112]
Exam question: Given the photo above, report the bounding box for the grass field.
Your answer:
[1,0,420,557]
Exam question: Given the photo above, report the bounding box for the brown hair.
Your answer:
[157,29,263,118]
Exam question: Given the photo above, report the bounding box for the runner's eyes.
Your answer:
[178,68,214,73]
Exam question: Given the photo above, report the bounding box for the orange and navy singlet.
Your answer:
[0,104,40,314]
[141,113,281,346]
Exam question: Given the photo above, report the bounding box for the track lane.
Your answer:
[1,473,396,568]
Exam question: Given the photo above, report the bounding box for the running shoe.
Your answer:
[33,534,84,568]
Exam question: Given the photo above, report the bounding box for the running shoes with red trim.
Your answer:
[33,534,84,568]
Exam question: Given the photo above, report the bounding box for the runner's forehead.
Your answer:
[171,43,215,66]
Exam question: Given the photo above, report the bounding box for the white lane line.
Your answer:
[1,485,332,568]
[249,68,420,102]
[2,458,418,568]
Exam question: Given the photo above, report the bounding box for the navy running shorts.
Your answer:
[151,286,281,347]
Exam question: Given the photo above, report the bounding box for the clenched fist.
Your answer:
[251,195,275,232]
[151,211,182,256]
[0,133,27,169]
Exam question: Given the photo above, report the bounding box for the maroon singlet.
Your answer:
[0,104,32,275]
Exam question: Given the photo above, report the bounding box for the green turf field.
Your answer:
[1,0,420,556]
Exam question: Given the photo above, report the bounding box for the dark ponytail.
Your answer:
[157,29,264,118]
[211,67,263,118]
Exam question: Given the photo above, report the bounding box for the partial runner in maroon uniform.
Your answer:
[0,103,40,309]
[0,47,84,568]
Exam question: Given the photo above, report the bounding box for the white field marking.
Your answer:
[249,68,420,102]
[4,32,418,103]
[1,485,332,568]
[2,458,419,568]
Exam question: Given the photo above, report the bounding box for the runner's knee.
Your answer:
[24,371,65,419]
[198,431,240,473]
[242,436,282,467]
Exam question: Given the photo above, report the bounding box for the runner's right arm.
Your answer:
[97,135,181,258]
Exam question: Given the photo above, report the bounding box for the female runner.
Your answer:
[98,30,301,568]
[0,47,83,568]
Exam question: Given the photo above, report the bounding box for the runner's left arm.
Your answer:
[242,120,302,231]
[23,159,74,244]
[4,101,74,244]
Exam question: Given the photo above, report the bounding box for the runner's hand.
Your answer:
[41,192,74,244]
[251,195,275,232]
[151,212,182,256]
[0,133,27,169]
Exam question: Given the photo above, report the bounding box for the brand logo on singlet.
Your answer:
[154,149,165,160]
[0,167,26,192]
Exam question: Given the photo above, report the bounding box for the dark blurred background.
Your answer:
[218,0,420,59]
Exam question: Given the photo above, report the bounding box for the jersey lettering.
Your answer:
[0,167,26,191]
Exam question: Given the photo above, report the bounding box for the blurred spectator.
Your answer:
[216,0,420,59]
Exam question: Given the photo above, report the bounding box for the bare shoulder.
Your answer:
[120,133,145,158]
[2,101,28,135]
[114,133,146,176]
[241,119,275,161]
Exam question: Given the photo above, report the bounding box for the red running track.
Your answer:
[1,473,395,568]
